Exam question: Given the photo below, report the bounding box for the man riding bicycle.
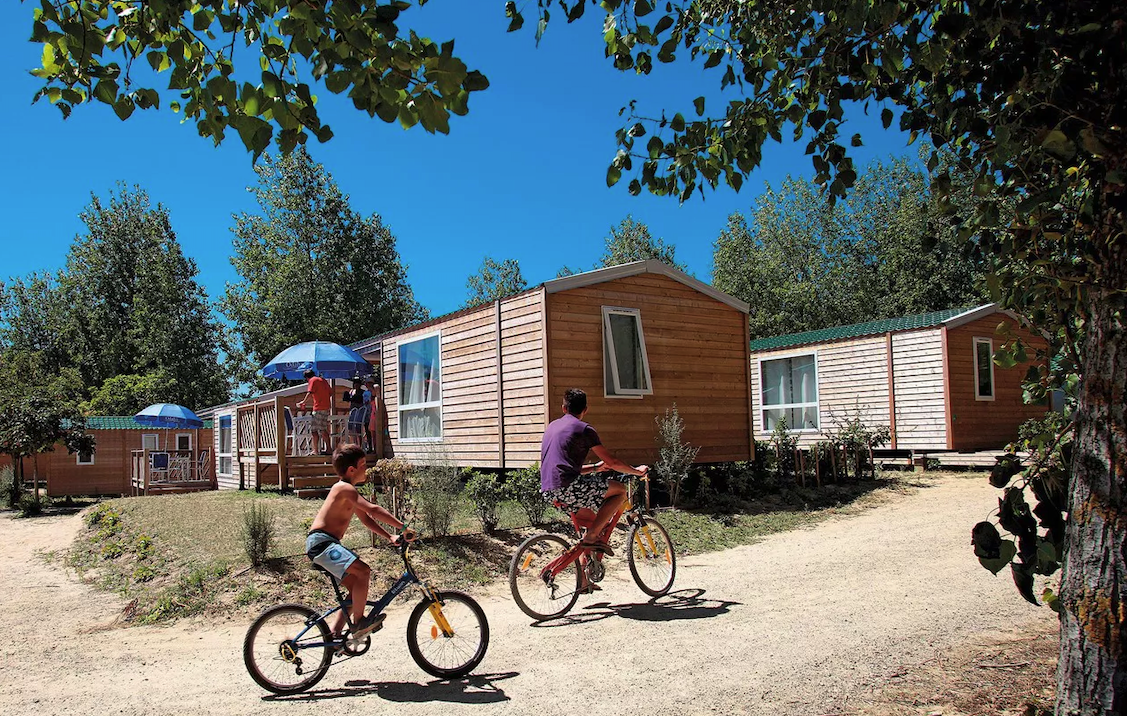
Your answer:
[540,388,649,560]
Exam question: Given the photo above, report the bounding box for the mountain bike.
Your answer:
[509,473,676,621]
[243,535,489,694]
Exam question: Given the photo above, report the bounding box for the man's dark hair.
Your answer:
[563,388,587,416]
[333,443,366,478]
[303,369,316,380]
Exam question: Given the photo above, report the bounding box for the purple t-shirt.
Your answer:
[540,413,601,491]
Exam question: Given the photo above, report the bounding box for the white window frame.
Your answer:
[396,331,443,442]
[758,351,821,433]
[142,433,160,451]
[602,306,654,399]
[76,449,94,465]
[217,416,233,476]
[176,433,193,452]
[973,337,996,401]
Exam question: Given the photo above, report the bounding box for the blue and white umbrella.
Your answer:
[134,403,205,429]
[261,341,374,381]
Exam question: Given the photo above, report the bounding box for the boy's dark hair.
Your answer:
[333,443,366,478]
[303,369,316,380]
[563,388,587,416]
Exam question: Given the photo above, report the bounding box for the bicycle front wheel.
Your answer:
[509,533,580,621]
[243,603,333,694]
[407,591,489,679]
[627,516,677,597]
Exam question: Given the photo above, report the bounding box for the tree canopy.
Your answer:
[559,215,686,276]
[27,0,490,158]
[714,157,988,340]
[463,257,527,308]
[221,148,426,389]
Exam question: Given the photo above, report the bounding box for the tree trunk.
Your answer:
[6,455,20,506]
[1056,265,1127,715]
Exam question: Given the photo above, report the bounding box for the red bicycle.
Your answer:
[508,474,676,621]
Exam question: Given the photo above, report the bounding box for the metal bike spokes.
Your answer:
[247,606,332,692]
[510,533,580,620]
[410,596,485,673]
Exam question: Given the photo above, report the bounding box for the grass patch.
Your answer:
[65,472,960,624]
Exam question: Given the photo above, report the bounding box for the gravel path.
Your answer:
[0,476,1056,715]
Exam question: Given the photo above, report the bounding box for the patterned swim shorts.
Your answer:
[311,410,329,433]
[546,474,610,513]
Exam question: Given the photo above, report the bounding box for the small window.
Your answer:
[176,433,192,451]
[398,333,442,440]
[218,416,233,475]
[142,433,160,451]
[76,450,94,465]
[760,353,820,431]
[602,307,653,398]
[974,337,996,401]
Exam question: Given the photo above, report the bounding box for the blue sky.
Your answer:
[1,2,916,318]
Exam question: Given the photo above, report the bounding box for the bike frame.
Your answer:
[290,543,453,651]
[537,479,662,580]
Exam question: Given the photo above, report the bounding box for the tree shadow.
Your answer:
[263,671,518,704]
[530,588,740,628]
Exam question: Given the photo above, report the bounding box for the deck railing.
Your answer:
[130,448,214,495]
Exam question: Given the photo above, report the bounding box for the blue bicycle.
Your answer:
[243,536,489,694]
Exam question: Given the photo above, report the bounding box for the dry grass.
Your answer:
[850,621,1057,716]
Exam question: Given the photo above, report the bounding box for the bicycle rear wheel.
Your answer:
[243,603,333,694]
[509,533,580,621]
[407,591,489,679]
[627,516,677,597]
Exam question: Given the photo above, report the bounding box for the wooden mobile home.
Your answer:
[0,417,214,497]
[350,260,754,469]
[748,305,1049,452]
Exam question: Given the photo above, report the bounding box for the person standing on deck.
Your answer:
[297,369,333,455]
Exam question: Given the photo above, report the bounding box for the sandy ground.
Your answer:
[0,476,1056,716]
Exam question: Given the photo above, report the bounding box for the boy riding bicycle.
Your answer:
[305,444,413,641]
[540,388,649,561]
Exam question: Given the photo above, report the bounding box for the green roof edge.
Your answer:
[748,307,976,352]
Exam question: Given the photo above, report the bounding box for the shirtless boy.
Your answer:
[305,443,412,640]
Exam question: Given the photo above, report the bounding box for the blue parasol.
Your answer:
[260,341,374,381]
[134,403,205,429]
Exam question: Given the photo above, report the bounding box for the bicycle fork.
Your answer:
[420,584,455,638]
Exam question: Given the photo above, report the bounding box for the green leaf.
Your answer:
[978,539,1017,575]
[505,2,524,32]
[1039,129,1076,161]
[881,107,893,129]
[634,0,655,16]
[670,113,685,132]
[93,79,118,105]
[693,96,705,116]
[607,164,622,187]
[112,96,135,120]
[647,135,663,158]
[850,133,863,147]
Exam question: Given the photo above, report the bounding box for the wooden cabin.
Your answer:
[0,417,214,497]
[351,260,754,469]
[747,305,1050,452]
[207,261,754,494]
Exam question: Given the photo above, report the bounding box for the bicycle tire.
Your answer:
[406,590,490,679]
[627,516,677,597]
[243,603,333,694]
[509,532,580,621]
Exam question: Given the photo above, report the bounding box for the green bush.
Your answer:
[0,466,15,509]
[507,463,549,526]
[410,460,461,538]
[653,404,700,509]
[17,491,43,517]
[463,469,504,533]
[241,502,274,567]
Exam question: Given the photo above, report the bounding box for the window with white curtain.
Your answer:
[217,417,232,475]
[760,353,819,431]
[398,333,442,440]
[602,307,653,398]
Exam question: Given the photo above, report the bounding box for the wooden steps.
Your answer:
[284,454,337,496]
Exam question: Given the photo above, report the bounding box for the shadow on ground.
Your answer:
[531,588,740,628]
[264,671,519,704]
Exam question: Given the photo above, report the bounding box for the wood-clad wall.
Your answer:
[0,428,213,497]
[380,291,547,468]
[751,335,892,448]
[890,328,948,449]
[546,274,751,465]
[945,316,1049,450]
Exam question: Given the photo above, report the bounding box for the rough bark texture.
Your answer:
[1056,241,1127,715]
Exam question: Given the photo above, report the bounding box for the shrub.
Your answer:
[463,469,504,533]
[507,463,549,526]
[825,404,891,480]
[410,452,460,538]
[770,416,800,482]
[17,491,43,517]
[241,502,274,567]
[0,466,15,509]
[366,457,414,521]
[654,404,700,509]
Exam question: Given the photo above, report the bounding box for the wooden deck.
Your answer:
[874,448,1024,470]
[130,448,215,496]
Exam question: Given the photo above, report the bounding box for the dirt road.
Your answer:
[0,476,1055,715]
